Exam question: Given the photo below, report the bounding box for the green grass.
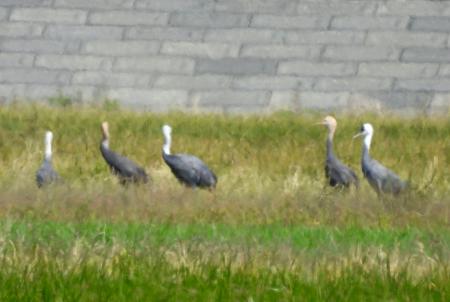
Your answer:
[0,221,449,301]
[0,103,449,300]
[3,220,450,252]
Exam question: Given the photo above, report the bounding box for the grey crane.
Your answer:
[318,116,359,188]
[353,123,407,195]
[162,124,217,189]
[100,121,149,185]
[36,131,60,187]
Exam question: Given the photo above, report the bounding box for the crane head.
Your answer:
[321,116,337,127]
[162,124,172,137]
[353,123,374,139]
[317,116,337,134]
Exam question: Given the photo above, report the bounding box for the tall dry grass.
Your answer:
[0,104,447,226]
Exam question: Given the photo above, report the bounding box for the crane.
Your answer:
[100,121,149,185]
[353,123,407,195]
[36,131,60,187]
[318,116,358,188]
[162,124,217,189]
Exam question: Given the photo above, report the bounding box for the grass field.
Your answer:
[0,103,449,300]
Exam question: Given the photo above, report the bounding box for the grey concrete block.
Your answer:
[278,61,356,76]
[359,63,438,78]
[126,26,204,41]
[215,0,297,14]
[359,91,433,113]
[377,0,450,16]
[366,31,447,48]
[0,53,34,67]
[54,0,133,9]
[154,75,232,89]
[331,16,409,30]
[348,92,433,114]
[438,65,450,77]
[0,39,75,53]
[0,68,71,84]
[222,104,268,114]
[136,0,214,11]
[190,90,270,113]
[347,93,384,113]
[251,15,330,29]
[241,44,321,59]
[0,0,52,6]
[89,11,169,26]
[16,83,57,101]
[72,71,151,87]
[411,17,450,32]
[286,31,365,45]
[268,91,300,111]
[298,92,350,110]
[204,28,284,43]
[23,84,98,101]
[45,25,123,40]
[0,23,43,37]
[170,12,249,28]
[10,8,87,24]
[232,76,314,90]
[402,48,450,62]
[315,77,392,92]
[115,57,195,74]
[395,79,450,92]
[35,55,112,71]
[430,94,450,115]
[82,41,160,56]
[323,46,400,61]
[0,84,25,102]
[106,88,189,111]
[161,42,240,59]
[196,58,277,75]
[0,8,8,21]
[298,1,377,15]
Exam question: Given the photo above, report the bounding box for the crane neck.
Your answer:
[163,132,171,155]
[363,133,372,151]
[326,126,336,158]
[44,136,52,161]
[101,138,109,149]
[362,133,372,161]
[326,136,334,158]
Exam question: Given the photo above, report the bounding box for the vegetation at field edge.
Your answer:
[0,103,448,300]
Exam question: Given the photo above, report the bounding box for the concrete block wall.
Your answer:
[0,0,449,114]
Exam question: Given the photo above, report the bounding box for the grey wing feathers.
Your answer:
[101,146,148,184]
[326,158,359,188]
[363,158,406,194]
[164,153,217,188]
[36,161,60,187]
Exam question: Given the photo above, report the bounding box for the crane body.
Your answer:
[162,125,217,189]
[100,122,149,185]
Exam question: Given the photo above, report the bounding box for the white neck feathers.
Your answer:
[44,131,53,160]
[162,125,172,155]
[363,132,372,151]
[163,133,171,155]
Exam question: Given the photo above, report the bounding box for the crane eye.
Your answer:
[360,126,364,132]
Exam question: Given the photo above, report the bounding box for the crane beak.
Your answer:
[352,132,364,139]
